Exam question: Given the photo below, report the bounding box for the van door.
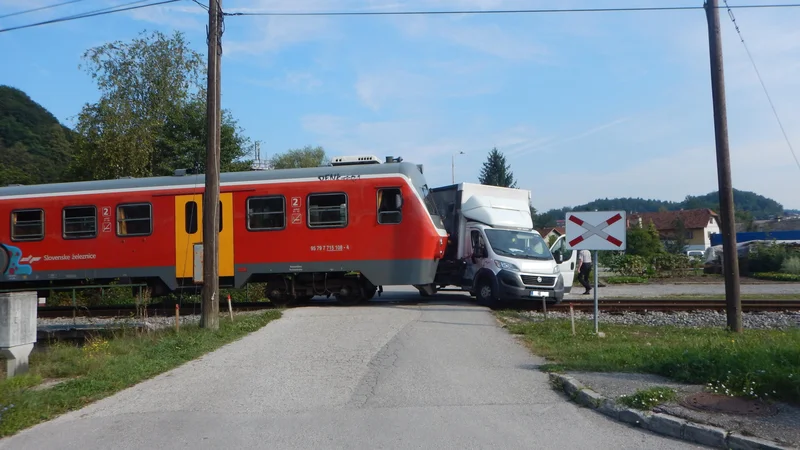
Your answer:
[550,235,577,292]
[174,193,234,282]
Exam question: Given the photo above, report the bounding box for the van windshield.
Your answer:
[484,229,552,260]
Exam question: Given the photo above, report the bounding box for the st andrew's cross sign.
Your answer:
[565,211,627,251]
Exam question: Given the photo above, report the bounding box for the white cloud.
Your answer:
[125,4,205,30]
[300,113,555,185]
[354,70,430,110]
[223,15,338,56]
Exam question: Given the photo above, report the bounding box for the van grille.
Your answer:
[520,275,556,286]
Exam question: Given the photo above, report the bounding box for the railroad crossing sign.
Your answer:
[565,210,627,251]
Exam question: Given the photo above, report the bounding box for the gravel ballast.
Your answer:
[520,310,800,329]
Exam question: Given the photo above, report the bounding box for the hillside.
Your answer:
[0,85,75,186]
[534,189,786,227]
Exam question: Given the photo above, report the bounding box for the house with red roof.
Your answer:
[536,226,565,244]
[628,208,721,250]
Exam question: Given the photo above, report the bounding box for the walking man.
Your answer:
[576,249,592,295]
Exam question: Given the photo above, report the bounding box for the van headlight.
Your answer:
[494,260,520,272]
[553,265,560,274]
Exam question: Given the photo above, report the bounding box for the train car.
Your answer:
[0,155,448,306]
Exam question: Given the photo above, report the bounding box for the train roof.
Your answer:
[0,161,430,199]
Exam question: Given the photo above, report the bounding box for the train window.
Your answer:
[185,201,198,234]
[308,193,347,229]
[11,209,44,241]
[116,203,152,236]
[377,188,403,225]
[247,196,285,231]
[184,200,223,234]
[63,206,97,239]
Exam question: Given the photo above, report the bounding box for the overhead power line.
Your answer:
[0,0,181,34]
[722,0,800,173]
[0,0,86,20]
[223,3,800,17]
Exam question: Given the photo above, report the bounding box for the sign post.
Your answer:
[565,211,627,335]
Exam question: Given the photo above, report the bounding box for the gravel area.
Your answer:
[565,283,800,299]
[520,310,800,329]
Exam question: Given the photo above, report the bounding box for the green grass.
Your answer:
[0,310,281,437]
[618,386,678,410]
[602,276,649,284]
[753,272,800,282]
[498,312,800,405]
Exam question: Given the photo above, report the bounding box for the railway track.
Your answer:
[34,298,800,319]
[35,302,277,319]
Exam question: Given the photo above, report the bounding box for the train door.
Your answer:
[174,193,234,282]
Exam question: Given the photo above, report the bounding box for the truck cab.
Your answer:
[465,224,576,305]
[422,182,577,306]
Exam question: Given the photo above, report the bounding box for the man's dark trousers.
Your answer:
[578,262,592,293]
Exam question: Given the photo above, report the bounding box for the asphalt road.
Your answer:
[2,287,705,450]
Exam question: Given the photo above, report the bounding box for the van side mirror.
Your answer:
[554,253,563,264]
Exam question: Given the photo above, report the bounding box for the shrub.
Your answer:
[781,256,800,275]
[607,254,649,277]
[748,242,789,273]
[652,253,691,277]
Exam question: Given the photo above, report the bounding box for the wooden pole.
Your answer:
[705,0,742,332]
[201,0,222,330]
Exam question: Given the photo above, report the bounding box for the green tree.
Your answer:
[627,221,665,258]
[69,30,251,180]
[0,85,75,185]
[270,145,327,169]
[478,147,517,188]
[664,217,688,254]
[154,91,252,175]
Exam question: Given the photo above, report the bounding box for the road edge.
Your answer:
[547,373,793,450]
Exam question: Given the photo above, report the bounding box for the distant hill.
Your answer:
[0,85,75,186]
[535,189,786,227]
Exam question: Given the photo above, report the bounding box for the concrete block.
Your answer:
[597,399,623,420]
[645,412,686,440]
[683,422,727,448]
[576,388,604,409]
[727,432,793,450]
[619,408,650,428]
[561,376,585,397]
[0,291,37,347]
[0,291,38,378]
[1,343,34,377]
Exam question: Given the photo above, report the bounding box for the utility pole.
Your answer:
[705,0,742,332]
[452,151,464,184]
[201,0,222,330]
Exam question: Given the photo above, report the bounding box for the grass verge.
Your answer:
[0,310,281,437]
[618,386,678,409]
[497,311,800,405]
[602,276,649,285]
[753,272,800,282]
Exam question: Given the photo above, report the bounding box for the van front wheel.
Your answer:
[475,279,496,308]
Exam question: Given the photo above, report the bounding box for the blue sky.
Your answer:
[1,0,799,211]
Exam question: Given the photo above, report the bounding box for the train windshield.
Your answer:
[484,229,552,261]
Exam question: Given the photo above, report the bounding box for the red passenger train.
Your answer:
[0,156,448,305]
